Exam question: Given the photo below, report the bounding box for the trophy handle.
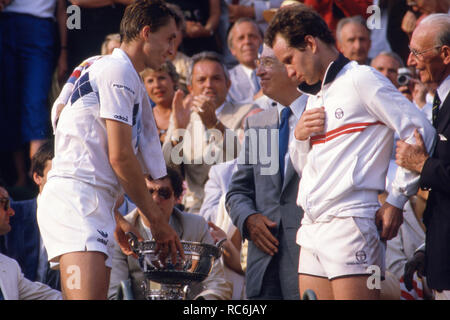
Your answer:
[127,231,139,254]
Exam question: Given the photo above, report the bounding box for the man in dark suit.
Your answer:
[396,13,450,300]
[0,140,60,290]
[225,44,307,300]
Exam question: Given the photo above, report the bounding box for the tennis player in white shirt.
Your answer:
[266,6,435,300]
[37,1,184,300]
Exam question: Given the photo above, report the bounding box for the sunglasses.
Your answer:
[0,197,10,211]
[148,187,173,200]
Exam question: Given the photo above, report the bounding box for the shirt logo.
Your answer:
[114,114,129,122]
[97,229,108,238]
[335,108,344,119]
[355,250,367,263]
[112,83,135,95]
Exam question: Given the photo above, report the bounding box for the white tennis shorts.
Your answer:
[37,177,117,268]
[297,215,385,280]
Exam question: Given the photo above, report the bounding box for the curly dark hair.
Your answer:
[265,5,335,50]
[120,0,176,43]
[148,166,184,199]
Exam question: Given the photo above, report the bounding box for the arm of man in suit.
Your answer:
[397,128,450,193]
[12,258,62,300]
[225,118,279,256]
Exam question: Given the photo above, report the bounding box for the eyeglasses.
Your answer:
[0,197,10,211]
[255,57,278,69]
[148,187,173,200]
[408,45,441,58]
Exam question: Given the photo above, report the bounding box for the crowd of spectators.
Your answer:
[0,0,449,300]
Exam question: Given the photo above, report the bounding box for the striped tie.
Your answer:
[432,93,441,127]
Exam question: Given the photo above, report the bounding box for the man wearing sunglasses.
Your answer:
[0,181,61,300]
[108,167,232,300]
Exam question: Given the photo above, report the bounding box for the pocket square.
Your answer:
[439,134,447,141]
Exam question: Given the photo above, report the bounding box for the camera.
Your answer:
[397,67,413,86]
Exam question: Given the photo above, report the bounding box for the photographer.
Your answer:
[397,67,433,124]
[371,52,432,123]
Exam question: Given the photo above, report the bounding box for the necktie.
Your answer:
[251,69,261,94]
[279,107,292,182]
[432,93,441,127]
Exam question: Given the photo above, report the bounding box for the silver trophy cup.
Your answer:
[128,232,222,300]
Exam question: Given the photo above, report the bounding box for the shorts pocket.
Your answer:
[63,180,99,218]
[351,217,379,248]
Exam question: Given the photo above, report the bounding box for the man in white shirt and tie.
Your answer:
[227,17,263,104]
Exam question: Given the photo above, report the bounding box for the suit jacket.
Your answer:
[108,207,232,300]
[225,107,303,299]
[420,90,450,291]
[0,198,60,290]
[162,101,255,213]
[0,253,62,300]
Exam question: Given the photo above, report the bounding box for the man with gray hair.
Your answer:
[227,18,264,104]
[337,15,372,65]
[226,43,307,300]
[370,51,404,87]
[396,13,450,300]
[162,51,256,213]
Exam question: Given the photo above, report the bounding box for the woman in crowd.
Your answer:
[141,61,180,145]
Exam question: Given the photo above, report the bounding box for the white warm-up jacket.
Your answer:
[290,55,436,223]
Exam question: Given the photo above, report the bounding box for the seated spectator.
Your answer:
[141,62,180,145]
[0,140,60,290]
[101,33,121,55]
[165,0,221,56]
[108,167,232,300]
[227,18,264,104]
[336,15,372,65]
[371,51,405,88]
[162,51,256,213]
[0,180,62,300]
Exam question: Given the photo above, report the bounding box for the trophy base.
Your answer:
[142,281,189,300]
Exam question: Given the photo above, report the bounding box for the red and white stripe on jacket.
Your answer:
[290,60,436,223]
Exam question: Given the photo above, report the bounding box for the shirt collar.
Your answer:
[111,48,141,81]
[436,74,450,105]
[215,102,226,117]
[241,64,256,80]
[298,53,350,95]
[276,94,307,120]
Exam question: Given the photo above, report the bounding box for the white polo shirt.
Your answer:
[48,48,158,196]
